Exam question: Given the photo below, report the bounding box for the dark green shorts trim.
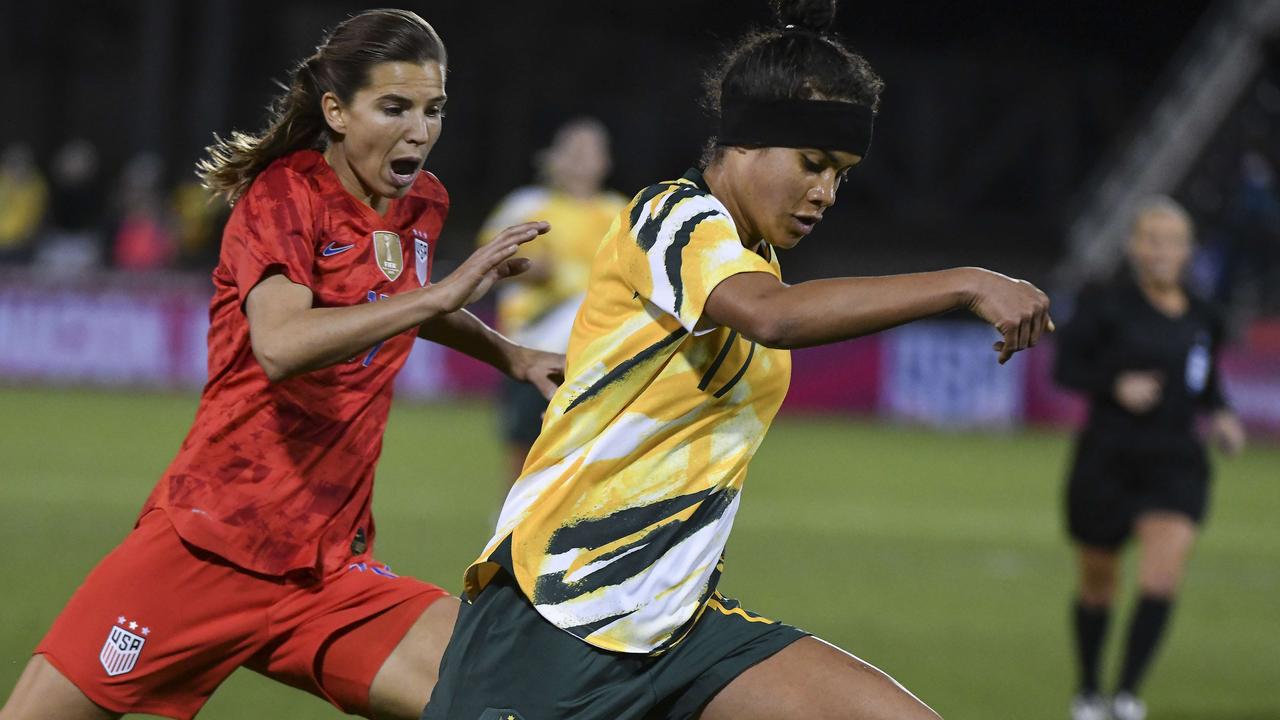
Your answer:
[422,572,807,720]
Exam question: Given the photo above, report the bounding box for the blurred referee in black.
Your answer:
[1055,196,1246,720]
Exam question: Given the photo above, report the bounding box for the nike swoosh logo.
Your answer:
[322,241,356,256]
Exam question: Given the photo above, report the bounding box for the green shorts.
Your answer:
[498,376,550,445]
[421,571,807,720]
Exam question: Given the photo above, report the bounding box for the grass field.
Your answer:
[1,386,1277,719]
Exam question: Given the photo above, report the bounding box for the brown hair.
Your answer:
[197,8,445,204]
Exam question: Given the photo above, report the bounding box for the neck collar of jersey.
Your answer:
[681,167,711,192]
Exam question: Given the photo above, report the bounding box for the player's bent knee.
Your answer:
[0,655,119,720]
[1078,555,1120,604]
[1077,574,1117,606]
[1138,559,1187,598]
[1078,580,1117,606]
[1137,577,1180,599]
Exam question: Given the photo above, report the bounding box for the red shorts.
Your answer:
[35,510,451,719]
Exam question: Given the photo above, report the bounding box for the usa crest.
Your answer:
[413,229,431,287]
[100,619,148,677]
[372,230,403,281]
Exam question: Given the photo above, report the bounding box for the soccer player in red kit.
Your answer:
[0,10,559,720]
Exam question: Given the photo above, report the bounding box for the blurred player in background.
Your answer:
[0,142,47,264]
[1055,197,1246,720]
[422,1,1052,718]
[478,117,627,482]
[0,9,560,720]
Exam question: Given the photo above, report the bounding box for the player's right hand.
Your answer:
[964,268,1053,364]
[433,221,550,311]
[1209,408,1246,455]
[1114,370,1163,414]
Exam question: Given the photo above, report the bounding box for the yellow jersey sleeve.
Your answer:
[620,183,778,333]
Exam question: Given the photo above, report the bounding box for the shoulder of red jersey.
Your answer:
[409,169,449,208]
[241,150,324,205]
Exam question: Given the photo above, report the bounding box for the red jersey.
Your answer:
[141,149,447,578]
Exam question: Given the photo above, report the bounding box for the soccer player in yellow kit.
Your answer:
[424,1,1052,718]
[478,118,627,480]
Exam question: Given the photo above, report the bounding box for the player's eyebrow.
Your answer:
[820,149,859,172]
[376,93,416,105]
[377,92,448,108]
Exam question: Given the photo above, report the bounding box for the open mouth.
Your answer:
[389,157,422,187]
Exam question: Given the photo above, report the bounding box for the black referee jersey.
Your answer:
[1054,277,1230,448]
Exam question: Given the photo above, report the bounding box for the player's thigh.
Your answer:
[1133,512,1197,594]
[0,655,119,720]
[700,636,941,720]
[366,595,461,720]
[31,510,267,719]
[257,567,452,720]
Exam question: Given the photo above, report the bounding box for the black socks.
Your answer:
[1074,594,1174,695]
[1073,599,1111,694]
[1118,594,1174,694]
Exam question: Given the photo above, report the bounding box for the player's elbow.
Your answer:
[255,354,292,383]
[251,340,297,383]
[735,313,796,349]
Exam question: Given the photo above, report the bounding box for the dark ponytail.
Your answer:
[198,9,446,204]
[701,0,883,166]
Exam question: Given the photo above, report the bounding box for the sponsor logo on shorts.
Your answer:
[100,616,149,677]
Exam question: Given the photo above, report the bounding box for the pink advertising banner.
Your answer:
[2,270,1276,438]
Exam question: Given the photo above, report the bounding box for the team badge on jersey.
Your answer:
[99,616,149,676]
[413,229,431,287]
[372,231,403,281]
[479,709,525,720]
[1186,331,1211,393]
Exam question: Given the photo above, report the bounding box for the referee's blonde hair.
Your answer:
[1130,195,1195,241]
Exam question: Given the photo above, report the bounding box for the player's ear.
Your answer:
[321,92,347,135]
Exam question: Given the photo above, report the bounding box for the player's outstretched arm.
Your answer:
[418,310,565,399]
[703,266,1052,362]
[244,222,549,382]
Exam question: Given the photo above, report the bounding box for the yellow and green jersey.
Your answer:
[478,186,627,351]
[465,169,792,654]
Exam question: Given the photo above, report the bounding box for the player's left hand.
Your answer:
[964,268,1054,364]
[1209,409,1246,456]
[511,347,565,400]
[433,221,549,310]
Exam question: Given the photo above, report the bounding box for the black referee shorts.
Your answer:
[1065,431,1211,548]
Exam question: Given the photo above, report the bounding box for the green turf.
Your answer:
[1,386,1277,718]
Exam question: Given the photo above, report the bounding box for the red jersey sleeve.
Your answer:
[220,164,318,303]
